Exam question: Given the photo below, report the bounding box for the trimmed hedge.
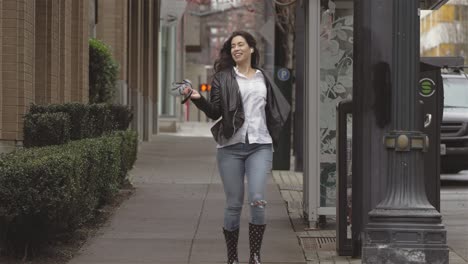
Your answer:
[28,103,89,140]
[115,130,139,182]
[87,103,114,138]
[23,112,71,148]
[109,103,134,131]
[0,130,138,254]
[24,103,133,147]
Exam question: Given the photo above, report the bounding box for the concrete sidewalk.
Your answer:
[67,121,468,264]
[68,134,306,264]
[273,171,468,264]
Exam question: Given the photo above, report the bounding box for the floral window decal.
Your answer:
[319,1,353,207]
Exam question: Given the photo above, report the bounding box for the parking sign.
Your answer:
[277,68,290,81]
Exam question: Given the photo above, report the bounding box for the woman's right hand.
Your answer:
[183,87,201,99]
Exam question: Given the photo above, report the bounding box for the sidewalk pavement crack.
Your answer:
[187,162,216,264]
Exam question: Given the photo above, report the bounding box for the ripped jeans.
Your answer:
[217,143,273,231]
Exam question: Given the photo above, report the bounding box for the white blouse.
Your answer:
[216,67,273,148]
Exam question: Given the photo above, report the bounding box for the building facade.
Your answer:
[0,0,90,153]
[0,0,161,153]
[96,0,161,141]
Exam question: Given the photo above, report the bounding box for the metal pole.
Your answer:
[198,75,201,122]
[361,0,448,262]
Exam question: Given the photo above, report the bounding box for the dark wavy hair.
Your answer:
[213,31,260,73]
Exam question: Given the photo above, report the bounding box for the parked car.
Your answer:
[440,70,468,174]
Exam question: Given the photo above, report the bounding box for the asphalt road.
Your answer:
[441,171,468,262]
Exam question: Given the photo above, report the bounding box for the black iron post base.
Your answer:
[362,221,448,264]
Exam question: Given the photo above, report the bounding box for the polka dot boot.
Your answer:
[248,223,266,264]
[223,228,239,264]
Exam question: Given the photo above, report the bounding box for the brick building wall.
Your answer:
[97,0,128,81]
[0,0,90,153]
[35,0,59,104]
[71,0,89,102]
[0,0,160,152]
[34,0,75,105]
[96,0,129,106]
[0,0,35,151]
[103,0,159,141]
[60,0,72,103]
[35,0,85,105]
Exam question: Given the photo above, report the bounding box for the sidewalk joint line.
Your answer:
[187,162,216,264]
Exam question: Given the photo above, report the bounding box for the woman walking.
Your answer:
[184,30,290,264]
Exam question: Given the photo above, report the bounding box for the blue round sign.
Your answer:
[277,68,290,81]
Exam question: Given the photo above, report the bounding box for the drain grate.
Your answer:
[300,236,336,251]
[280,185,303,191]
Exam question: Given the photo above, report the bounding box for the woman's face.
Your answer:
[230,35,252,65]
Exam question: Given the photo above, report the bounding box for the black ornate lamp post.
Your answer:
[360,0,449,263]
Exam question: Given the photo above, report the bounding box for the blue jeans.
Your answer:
[217,143,273,231]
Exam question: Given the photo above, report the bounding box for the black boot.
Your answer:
[223,228,239,264]
[249,223,266,264]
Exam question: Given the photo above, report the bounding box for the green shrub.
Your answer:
[29,102,90,140]
[89,38,119,104]
[114,130,138,182]
[28,104,49,114]
[87,104,113,137]
[0,146,83,253]
[23,112,71,147]
[24,103,133,147]
[66,137,121,208]
[0,130,138,255]
[109,104,133,131]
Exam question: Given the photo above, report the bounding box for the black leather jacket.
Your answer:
[192,67,290,149]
